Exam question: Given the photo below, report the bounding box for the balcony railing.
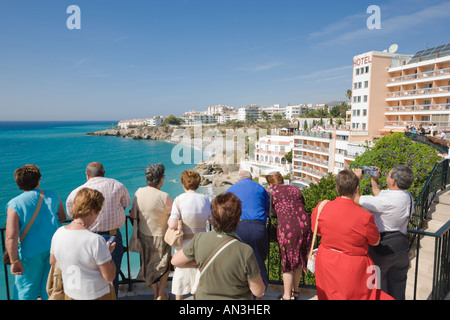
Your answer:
[384,121,450,130]
[389,67,450,84]
[295,155,329,166]
[387,85,450,99]
[293,143,329,153]
[385,103,450,112]
[293,130,333,139]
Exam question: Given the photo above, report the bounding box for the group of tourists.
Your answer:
[4,159,418,300]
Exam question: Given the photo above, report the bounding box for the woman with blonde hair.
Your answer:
[168,169,211,300]
[265,171,312,300]
[50,188,117,300]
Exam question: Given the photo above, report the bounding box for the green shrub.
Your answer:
[349,133,440,200]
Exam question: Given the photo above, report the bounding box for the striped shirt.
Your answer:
[66,177,131,232]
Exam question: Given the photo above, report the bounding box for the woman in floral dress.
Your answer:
[266,172,312,300]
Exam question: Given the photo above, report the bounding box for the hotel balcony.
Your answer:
[292,164,328,179]
[293,143,330,154]
[384,120,450,130]
[293,130,333,140]
[387,67,450,86]
[295,154,329,168]
[386,85,450,101]
[385,103,450,114]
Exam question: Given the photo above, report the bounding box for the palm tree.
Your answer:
[346,89,352,103]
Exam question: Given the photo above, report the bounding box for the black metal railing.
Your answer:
[0,141,448,299]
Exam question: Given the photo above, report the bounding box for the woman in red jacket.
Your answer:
[311,170,392,300]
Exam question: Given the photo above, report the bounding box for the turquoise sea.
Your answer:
[0,121,203,299]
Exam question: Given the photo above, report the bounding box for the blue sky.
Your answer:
[1,0,450,121]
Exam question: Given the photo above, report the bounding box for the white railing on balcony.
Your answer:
[292,165,328,177]
[295,155,329,166]
[388,67,450,84]
[293,143,329,153]
[384,120,450,130]
[385,103,450,112]
[387,85,450,99]
[293,130,333,139]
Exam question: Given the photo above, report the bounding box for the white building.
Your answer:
[207,105,235,115]
[240,135,293,177]
[238,104,261,121]
[260,104,286,119]
[181,112,217,125]
[218,111,239,124]
[146,117,164,126]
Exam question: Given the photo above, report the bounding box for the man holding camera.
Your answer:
[353,165,415,300]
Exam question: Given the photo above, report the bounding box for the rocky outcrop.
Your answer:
[86,126,176,141]
[193,151,241,187]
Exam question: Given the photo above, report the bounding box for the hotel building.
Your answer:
[350,43,450,142]
[291,43,450,188]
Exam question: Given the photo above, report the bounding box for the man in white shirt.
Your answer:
[437,140,450,160]
[66,162,131,295]
[354,164,415,300]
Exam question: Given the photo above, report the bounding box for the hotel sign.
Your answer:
[353,55,372,67]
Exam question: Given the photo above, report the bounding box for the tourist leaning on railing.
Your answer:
[129,163,173,300]
[266,171,312,300]
[167,169,211,300]
[437,140,450,160]
[50,188,116,300]
[65,162,130,296]
[171,192,265,300]
[5,164,66,300]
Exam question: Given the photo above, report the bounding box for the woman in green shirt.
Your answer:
[171,193,265,300]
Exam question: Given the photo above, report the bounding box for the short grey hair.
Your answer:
[145,163,165,187]
[238,170,252,180]
[391,164,414,190]
[86,162,105,177]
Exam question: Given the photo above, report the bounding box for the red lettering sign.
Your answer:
[353,55,372,67]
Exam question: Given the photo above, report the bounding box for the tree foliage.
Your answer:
[349,133,440,200]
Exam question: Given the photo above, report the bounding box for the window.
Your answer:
[354,82,358,89]
[364,81,369,88]
[356,69,360,76]
[362,123,366,130]
[365,66,369,73]
[352,123,356,129]
[364,95,368,102]
[357,96,361,103]
[360,67,365,74]
[356,110,360,116]
[363,109,367,116]
[358,82,362,89]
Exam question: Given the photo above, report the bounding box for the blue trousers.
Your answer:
[236,219,269,289]
[99,230,124,295]
[13,251,50,300]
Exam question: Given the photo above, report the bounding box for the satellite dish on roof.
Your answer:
[389,44,398,53]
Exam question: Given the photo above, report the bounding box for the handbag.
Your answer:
[3,190,44,265]
[267,188,278,243]
[47,262,65,300]
[191,237,238,295]
[164,198,184,247]
[307,200,329,274]
[128,214,142,254]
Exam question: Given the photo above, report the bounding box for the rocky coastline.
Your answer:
[86,126,241,188]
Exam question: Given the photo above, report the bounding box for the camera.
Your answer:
[362,166,379,178]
